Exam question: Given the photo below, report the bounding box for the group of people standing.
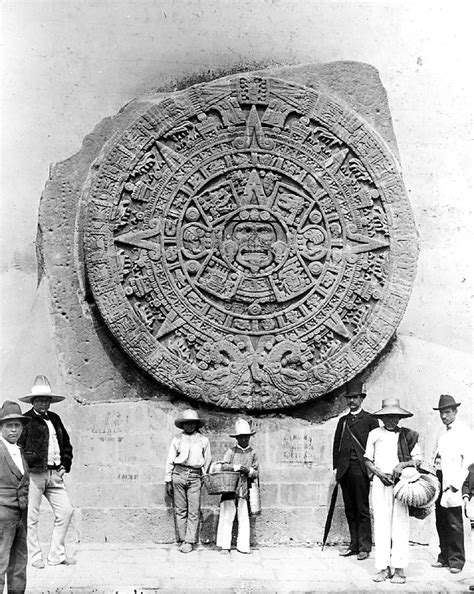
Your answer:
[1,376,75,593]
[1,375,473,593]
[333,380,473,585]
[165,410,259,555]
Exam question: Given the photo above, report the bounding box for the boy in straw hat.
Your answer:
[216,419,259,555]
[165,409,212,553]
[17,375,75,569]
[364,398,422,584]
[431,394,472,574]
[0,401,30,594]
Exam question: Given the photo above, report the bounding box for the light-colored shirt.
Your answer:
[223,445,259,479]
[34,411,61,466]
[1,436,25,474]
[434,419,473,492]
[364,426,422,474]
[222,445,259,498]
[165,432,212,482]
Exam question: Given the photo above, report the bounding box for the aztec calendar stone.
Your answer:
[83,75,417,410]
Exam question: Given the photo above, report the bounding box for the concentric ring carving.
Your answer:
[83,75,417,409]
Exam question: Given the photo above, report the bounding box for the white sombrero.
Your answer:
[19,375,65,404]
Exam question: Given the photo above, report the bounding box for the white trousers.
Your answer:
[216,498,250,553]
[372,477,410,570]
[28,471,74,565]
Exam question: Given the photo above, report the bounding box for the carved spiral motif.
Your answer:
[83,76,417,409]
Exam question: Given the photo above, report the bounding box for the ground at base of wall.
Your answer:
[25,543,472,593]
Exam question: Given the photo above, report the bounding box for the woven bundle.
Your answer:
[393,468,440,508]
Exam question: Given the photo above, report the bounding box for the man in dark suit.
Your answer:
[332,379,378,560]
[0,400,30,594]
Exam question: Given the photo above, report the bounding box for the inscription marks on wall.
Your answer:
[83,75,417,410]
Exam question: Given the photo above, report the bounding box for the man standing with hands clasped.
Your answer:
[332,379,378,560]
[432,394,472,574]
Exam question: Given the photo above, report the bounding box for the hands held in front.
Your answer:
[238,465,250,475]
[375,469,393,486]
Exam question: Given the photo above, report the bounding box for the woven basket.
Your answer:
[203,472,239,495]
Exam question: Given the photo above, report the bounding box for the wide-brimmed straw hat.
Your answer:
[175,409,205,429]
[372,398,413,418]
[19,375,65,404]
[0,400,30,424]
[344,379,366,399]
[433,394,461,410]
[229,419,255,437]
[393,467,440,508]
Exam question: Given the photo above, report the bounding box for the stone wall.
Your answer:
[12,62,468,550]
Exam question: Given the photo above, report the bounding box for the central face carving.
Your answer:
[221,209,287,275]
[234,220,275,271]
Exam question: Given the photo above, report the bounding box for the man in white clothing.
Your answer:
[432,394,472,574]
[364,398,422,585]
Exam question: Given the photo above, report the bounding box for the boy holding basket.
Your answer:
[216,419,259,555]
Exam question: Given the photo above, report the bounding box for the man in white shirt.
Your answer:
[0,400,30,594]
[432,394,472,574]
[364,398,422,585]
[165,409,212,553]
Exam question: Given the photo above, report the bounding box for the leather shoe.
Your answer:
[450,568,462,574]
[431,561,447,568]
[357,551,369,560]
[339,548,357,557]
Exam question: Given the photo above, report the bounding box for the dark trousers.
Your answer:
[435,472,465,570]
[0,512,28,594]
[172,464,202,544]
[339,462,372,553]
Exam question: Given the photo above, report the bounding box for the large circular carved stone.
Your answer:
[83,75,417,409]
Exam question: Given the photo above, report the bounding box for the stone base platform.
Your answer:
[25,543,473,593]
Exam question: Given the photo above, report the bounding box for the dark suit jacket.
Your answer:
[333,410,378,481]
[0,440,30,520]
[17,409,73,473]
[462,463,474,499]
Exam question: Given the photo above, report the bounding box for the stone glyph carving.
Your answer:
[83,75,417,409]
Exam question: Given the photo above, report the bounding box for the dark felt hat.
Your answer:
[0,400,30,424]
[344,379,366,398]
[433,394,461,411]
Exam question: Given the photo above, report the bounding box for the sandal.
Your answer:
[391,570,406,584]
[373,568,390,582]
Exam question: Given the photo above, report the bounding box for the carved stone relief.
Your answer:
[83,75,417,409]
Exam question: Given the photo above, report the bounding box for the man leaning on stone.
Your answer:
[18,376,75,568]
[332,379,378,560]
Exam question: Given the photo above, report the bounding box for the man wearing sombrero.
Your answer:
[364,398,422,584]
[0,400,30,593]
[216,419,259,555]
[17,376,75,568]
[432,394,472,574]
[165,409,212,553]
